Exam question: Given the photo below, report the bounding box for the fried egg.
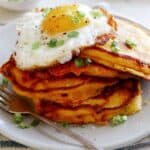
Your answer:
[14,4,114,70]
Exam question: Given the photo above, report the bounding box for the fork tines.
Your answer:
[0,85,13,111]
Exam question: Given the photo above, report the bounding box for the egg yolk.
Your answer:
[41,5,90,35]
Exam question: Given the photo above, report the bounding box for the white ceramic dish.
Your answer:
[0,20,150,150]
[0,0,39,11]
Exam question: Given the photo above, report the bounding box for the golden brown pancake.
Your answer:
[12,78,118,107]
[1,57,131,90]
[80,19,150,79]
[36,79,141,124]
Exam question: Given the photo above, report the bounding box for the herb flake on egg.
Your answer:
[67,31,79,38]
[56,39,65,47]
[32,41,41,50]
[76,11,85,19]
[48,39,65,48]
[72,11,85,24]
[91,9,103,18]
[42,8,52,17]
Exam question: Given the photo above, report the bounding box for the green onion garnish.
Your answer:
[125,39,137,49]
[13,113,23,124]
[32,41,41,50]
[13,114,40,129]
[13,113,29,129]
[91,9,103,18]
[31,119,40,127]
[85,58,92,65]
[111,46,119,53]
[77,11,85,19]
[67,31,79,38]
[74,58,85,67]
[72,11,85,24]
[48,39,65,48]
[56,39,65,47]
[72,16,80,24]
[111,115,127,126]
[111,41,120,53]
[42,8,52,17]
[18,122,30,129]
[2,77,9,87]
[111,41,117,47]
[60,122,70,128]
[47,39,57,48]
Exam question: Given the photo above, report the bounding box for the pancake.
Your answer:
[12,78,118,107]
[1,57,131,90]
[36,79,141,124]
[80,19,150,79]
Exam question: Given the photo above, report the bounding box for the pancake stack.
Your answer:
[1,5,149,125]
[1,56,142,125]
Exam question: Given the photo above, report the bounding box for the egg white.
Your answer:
[14,4,113,70]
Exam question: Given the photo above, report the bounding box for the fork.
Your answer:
[0,85,101,150]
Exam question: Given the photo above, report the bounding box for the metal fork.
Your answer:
[0,85,100,150]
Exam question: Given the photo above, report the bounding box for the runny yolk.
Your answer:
[41,5,89,35]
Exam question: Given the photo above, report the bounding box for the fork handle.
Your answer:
[31,113,100,150]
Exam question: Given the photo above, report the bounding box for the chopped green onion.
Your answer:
[111,46,119,53]
[32,41,41,50]
[74,58,85,67]
[67,31,79,38]
[111,41,117,47]
[111,115,127,126]
[48,39,65,48]
[72,16,80,24]
[85,58,92,65]
[47,39,57,48]
[60,122,69,128]
[31,119,40,127]
[13,113,23,124]
[13,114,40,129]
[56,39,65,47]
[42,8,52,17]
[18,122,30,129]
[125,39,137,49]
[2,78,9,87]
[77,11,85,19]
[72,11,85,24]
[91,9,103,18]
[111,41,120,53]
[13,113,29,129]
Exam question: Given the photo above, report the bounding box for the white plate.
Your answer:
[0,21,150,150]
